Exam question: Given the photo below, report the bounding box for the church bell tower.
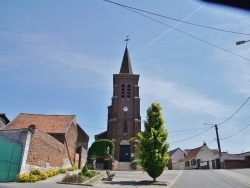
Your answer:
[106,45,141,162]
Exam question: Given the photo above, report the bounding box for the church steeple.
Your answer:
[119,46,133,74]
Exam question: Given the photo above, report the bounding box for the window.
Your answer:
[191,159,196,166]
[123,121,128,134]
[185,161,190,167]
[121,84,125,99]
[127,84,131,99]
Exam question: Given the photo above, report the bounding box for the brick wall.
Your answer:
[27,128,64,168]
[64,122,77,166]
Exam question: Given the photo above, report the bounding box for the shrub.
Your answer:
[85,171,95,178]
[68,164,78,171]
[40,172,48,180]
[30,168,42,176]
[81,163,88,175]
[16,173,30,182]
[29,175,39,182]
[57,168,67,174]
[47,169,57,177]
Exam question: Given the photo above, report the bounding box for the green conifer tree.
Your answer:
[133,102,170,182]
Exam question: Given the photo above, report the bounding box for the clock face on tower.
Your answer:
[123,107,128,112]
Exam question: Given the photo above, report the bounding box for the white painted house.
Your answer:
[182,143,216,170]
[168,148,184,170]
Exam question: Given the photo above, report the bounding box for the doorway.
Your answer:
[119,145,130,162]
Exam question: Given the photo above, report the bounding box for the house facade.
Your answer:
[1,113,89,173]
[167,148,184,170]
[95,46,141,163]
[182,143,216,170]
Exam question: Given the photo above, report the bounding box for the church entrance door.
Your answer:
[119,145,130,162]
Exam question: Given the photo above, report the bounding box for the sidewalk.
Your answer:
[216,169,250,187]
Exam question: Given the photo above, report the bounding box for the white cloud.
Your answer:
[141,76,230,117]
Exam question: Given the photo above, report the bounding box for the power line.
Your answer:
[170,126,213,133]
[171,126,213,144]
[220,123,250,140]
[217,96,250,125]
[205,96,250,126]
[103,0,250,36]
[104,0,250,62]
[221,115,250,137]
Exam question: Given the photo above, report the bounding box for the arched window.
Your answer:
[127,84,131,99]
[123,121,128,134]
[121,84,125,99]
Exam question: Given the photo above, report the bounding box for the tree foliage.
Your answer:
[88,139,115,158]
[133,102,170,182]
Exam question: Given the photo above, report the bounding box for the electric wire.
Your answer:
[170,126,213,133]
[103,0,250,36]
[217,96,250,125]
[171,126,213,144]
[221,115,250,137]
[104,1,250,62]
[205,96,250,126]
[220,123,250,140]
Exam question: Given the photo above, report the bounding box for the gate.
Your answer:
[0,137,22,182]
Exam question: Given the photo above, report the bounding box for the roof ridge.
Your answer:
[20,113,75,116]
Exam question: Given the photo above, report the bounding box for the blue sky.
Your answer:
[1,0,250,154]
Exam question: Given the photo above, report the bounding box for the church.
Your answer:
[95,45,141,162]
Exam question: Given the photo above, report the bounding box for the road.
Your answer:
[173,169,250,188]
[0,169,249,188]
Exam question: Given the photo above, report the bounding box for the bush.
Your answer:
[30,175,39,182]
[40,172,48,180]
[47,169,57,177]
[68,164,78,171]
[82,164,88,175]
[85,171,95,178]
[30,168,42,176]
[57,168,67,174]
[16,173,30,182]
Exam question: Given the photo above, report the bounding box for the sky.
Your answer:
[1,0,250,154]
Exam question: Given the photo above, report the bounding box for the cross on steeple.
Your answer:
[125,35,130,46]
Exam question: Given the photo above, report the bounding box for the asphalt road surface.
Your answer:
[173,169,250,188]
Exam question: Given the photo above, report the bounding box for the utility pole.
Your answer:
[215,124,222,169]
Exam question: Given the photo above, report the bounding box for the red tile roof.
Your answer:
[3,113,75,134]
[183,147,201,161]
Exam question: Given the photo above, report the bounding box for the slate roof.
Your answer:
[3,113,75,134]
[119,46,133,74]
[168,148,182,156]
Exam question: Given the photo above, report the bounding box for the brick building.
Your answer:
[95,46,141,162]
[2,113,89,173]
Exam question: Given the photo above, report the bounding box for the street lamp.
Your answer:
[236,40,250,45]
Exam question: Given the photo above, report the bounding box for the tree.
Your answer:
[88,139,115,158]
[133,102,170,182]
